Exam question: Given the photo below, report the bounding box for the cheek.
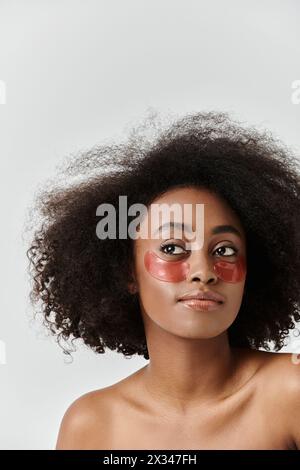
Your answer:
[144,251,247,284]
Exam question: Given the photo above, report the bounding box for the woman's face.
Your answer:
[131,186,247,340]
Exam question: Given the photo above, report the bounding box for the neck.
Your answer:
[141,318,239,415]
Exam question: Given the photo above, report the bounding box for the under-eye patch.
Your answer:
[144,250,246,283]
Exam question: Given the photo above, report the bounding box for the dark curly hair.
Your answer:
[27,111,300,360]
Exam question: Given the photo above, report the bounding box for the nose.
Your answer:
[186,250,218,285]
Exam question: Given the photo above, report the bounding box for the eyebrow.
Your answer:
[154,222,242,238]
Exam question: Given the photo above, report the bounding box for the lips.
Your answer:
[177,289,225,303]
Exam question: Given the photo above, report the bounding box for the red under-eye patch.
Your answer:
[144,250,190,282]
[144,250,246,283]
[213,256,246,283]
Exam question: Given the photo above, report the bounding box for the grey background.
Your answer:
[0,0,299,449]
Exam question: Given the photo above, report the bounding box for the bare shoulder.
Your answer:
[256,349,300,392]
[56,386,116,450]
[245,348,300,394]
[248,349,300,449]
[237,346,300,378]
[55,366,146,450]
[268,350,300,449]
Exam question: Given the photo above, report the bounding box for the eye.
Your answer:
[160,243,187,256]
[213,245,237,257]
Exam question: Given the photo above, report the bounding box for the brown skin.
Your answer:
[56,188,300,450]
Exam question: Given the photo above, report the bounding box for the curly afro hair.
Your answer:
[27,111,300,360]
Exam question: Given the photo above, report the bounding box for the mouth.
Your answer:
[178,298,223,311]
[177,289,225,311]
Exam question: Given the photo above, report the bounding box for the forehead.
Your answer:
[146,186,245,234]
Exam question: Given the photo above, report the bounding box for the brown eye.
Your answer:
[214,245,237,257]
[160,243,187,256]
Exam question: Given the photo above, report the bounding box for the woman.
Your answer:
[27,111,300,449]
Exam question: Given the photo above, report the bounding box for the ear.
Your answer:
[127,281,138,294]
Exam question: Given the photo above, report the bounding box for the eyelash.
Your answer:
[159,243,238,257]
